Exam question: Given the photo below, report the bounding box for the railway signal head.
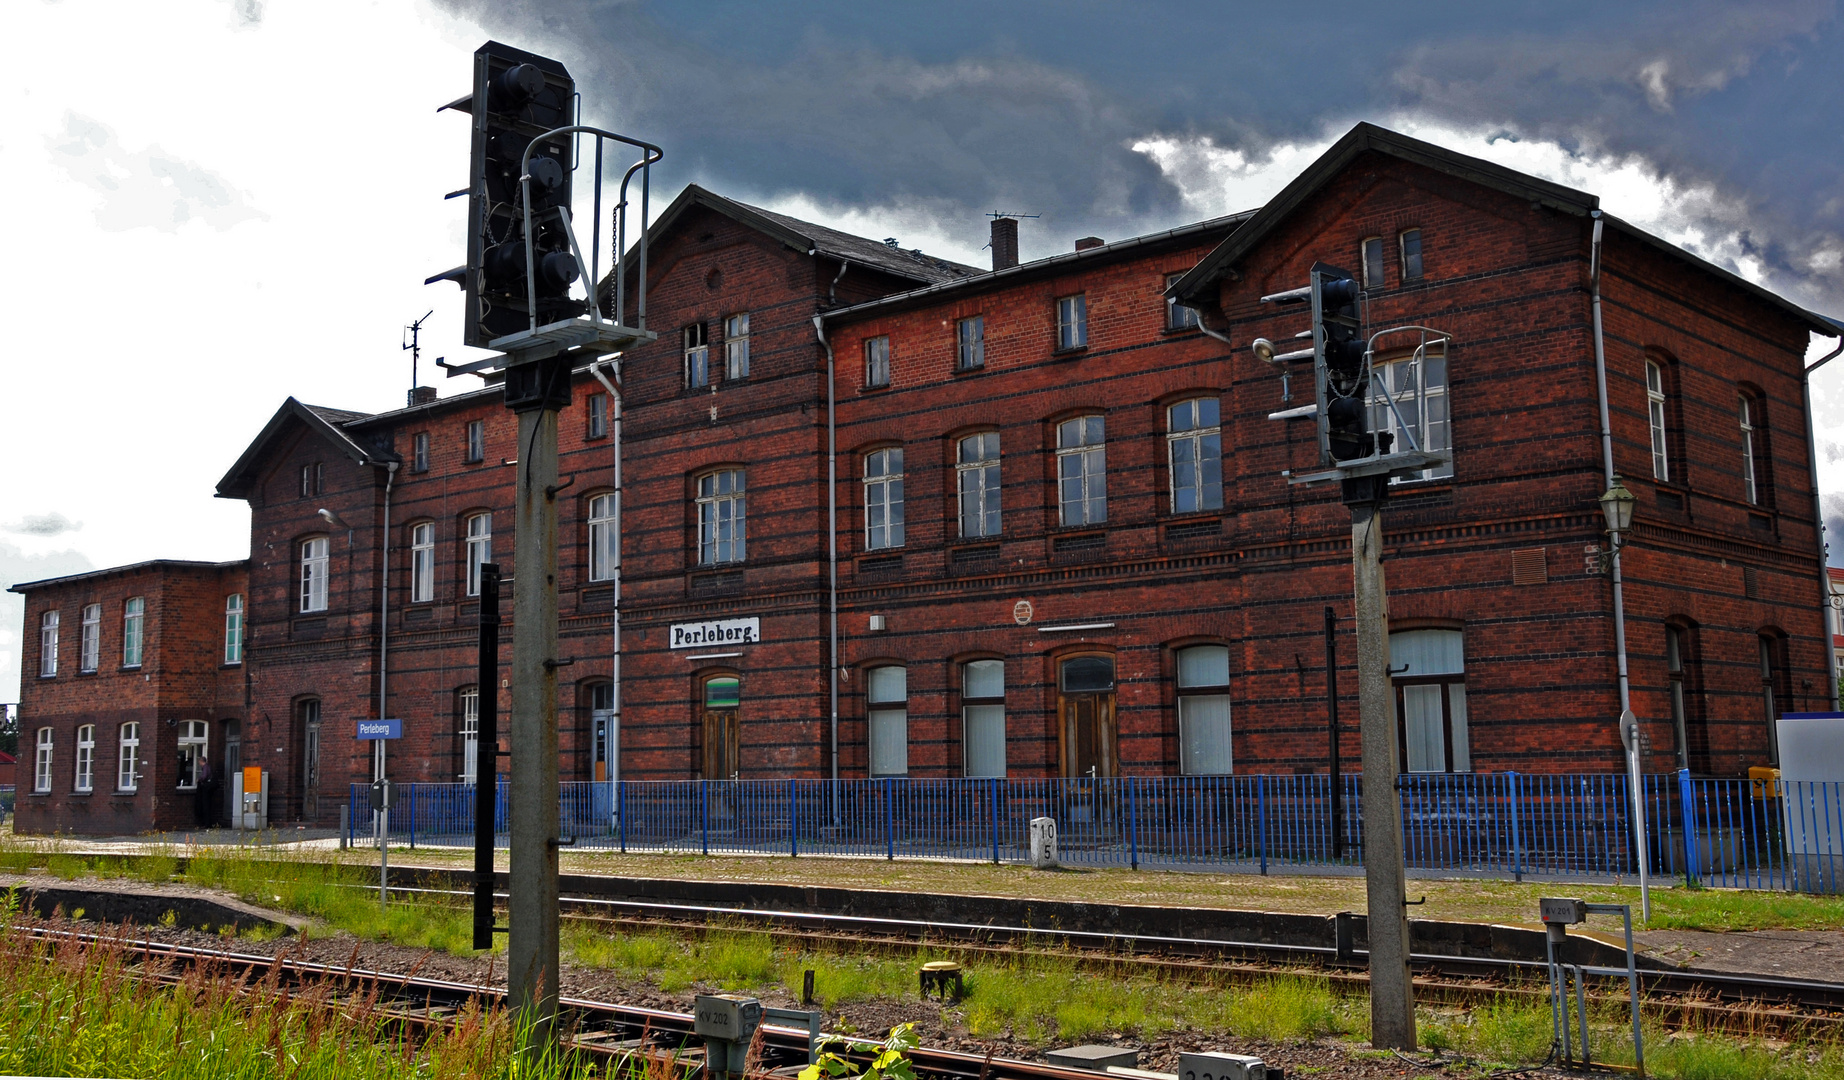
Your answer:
[1310,263,1387,463]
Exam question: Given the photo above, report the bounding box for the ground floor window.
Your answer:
[1177,645,1233,775]
[961,660,1005,778]
[177,720,208,790]
[34,727,53,792]
[118,722,139,792]
[1390,629,1469,772]
[867,666,908,777]
[74,724,94,793]
[460,688,480,785]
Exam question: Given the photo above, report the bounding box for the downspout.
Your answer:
[590,358,624,789]
[1805,334,1844,706]
[813,312,840,788]
[377,460,398,785]
[1590,211,1631,723]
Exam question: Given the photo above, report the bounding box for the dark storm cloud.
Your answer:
[432,1,1843,311]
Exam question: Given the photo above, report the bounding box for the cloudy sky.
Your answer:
[2,0,1842,699]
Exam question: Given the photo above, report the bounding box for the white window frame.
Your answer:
[410,522,435,602]
[74,724,94,793]
[956,316,985,370]
[697,469,746,565]
[300,537,329,613]
[118,722,140,793]
[465,513,492,597]
[465,420,485,464]
[39,610,58,677]
[1056,415,1107,526]
[34,728,53,793]
[80,604,100,674]
[1167,398,1223,513]
[956,432,1001,539]
[961,659,1005,778]
[1369,345,1453,483]
[1176,645,1233,776]
[460,688,480,785]
[1390,629,1470,774]
[588,493,618,581]
[1646,360,1670,482]
[1362,236,1385,289]
[867,665,908,777]
[176,720,208,791]
[1400,228,1423,281]
[1165,274,1199,330]
[1056,294,1088,350]
[1740,394,1758,505]
[122,596,145,668]
[864,335,890,388]
[684,323,710,388]
[863,448,904,551]
[587,393,607,439]
[724,313,750,380]
[223,593,244,665]
[413,431,430,472]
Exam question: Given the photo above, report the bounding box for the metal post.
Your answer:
[473,564,501,951]
[1257,773,1269,876]
[380,800,389,911]
[1127,776,1139,871]
[508,393,563,1048]
[1509,771,1524,882]
[990,776,1001,864]
[789,778,798,857]
[1678,767,1699,887]
[885,778,896,861]
[1326,605,1343,859]
[1622,709,1652,920]
[1347,478,1416,1050]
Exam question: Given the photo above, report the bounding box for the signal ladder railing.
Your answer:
[347,771,1844,893]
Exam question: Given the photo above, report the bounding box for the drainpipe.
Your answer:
[590,358,625,789]
[1590,211,1631,724]
[1805,333,1844,707]
[812,312,840,790]
[377,460,397,785]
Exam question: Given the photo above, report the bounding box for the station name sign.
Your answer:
[356,718,403,740]
[670,617,761,649]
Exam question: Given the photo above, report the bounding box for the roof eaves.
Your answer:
[215,398,388,500]
[1600,215,1840,338]
[8,559,227,595]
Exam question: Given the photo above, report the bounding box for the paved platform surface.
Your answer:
[1638,928,1844,982]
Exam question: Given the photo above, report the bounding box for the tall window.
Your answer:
[1739,395,1759,505]
[412,432,430,472]
[39,610,57,677]
[1056,415,1107,526]
[867,665,908,777]
[1177,645,1233,775]
[864,335,890,388]
[1165,274,1199,330]
[300,537,329,612]
[1665,624,1692,771]
[74,724,94,793]
[587,393,608,439]
[300,463,323,497]
[1362,237,1385,289]
[1761,634,1784,765]
[460,688,480,785]
[1168,398,1223,512]
[176,720,208,790]
[34,728,52,793]
[80,603,100,673]
[1056,294,1088,350]
[724,313,750,380]
[465,420,485,464]
[1399,228,1423,280]
[684,323,710,388]
[957,316,985,370]
[1369,344,1453,482]
[962,660,1005,778]
[1646,360,1670,481]
[588,493,618,581]
[1390,629,1469,773]
[465,513,492,597]
[957,433,1001,539]
[117,722,139,792]
[697,469,746,565]
[410,522,435,602]
[863,448,905,550]
[122,597,145,667]
[223,594,244,665]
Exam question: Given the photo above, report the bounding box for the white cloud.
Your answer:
[47,112,265,232]
[3,513,82,537]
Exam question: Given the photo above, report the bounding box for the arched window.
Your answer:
[867,666,908,777]
[1176,645,1232,775]
[962,660,1005,778]
[1390,629,1469,773]
[1167,399,1223,513]
[80,604,100,673]
[409,522,435,602]
[1056,416,1107,526]
[1646,360,1670,481]
[39,610,57,677]
[224,593,244,665]
[459,687,480,785]
[465,513,492,596]
[863,448,905,550]
[300,536,330,612]
[588,493,618,581]
[1369,342,1452,482]
[1760,633,1788,765]
[1665,622,1697,771]
[957,433,1001,539]
[74,724,94,793]
[696,470,746,565]
[117,722,140,793]
[122,596,145,667]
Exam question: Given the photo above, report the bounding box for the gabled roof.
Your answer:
[9,559,245,595]
[606,184,982,293]
[1167,122,1838,337]
[216,397,391,500]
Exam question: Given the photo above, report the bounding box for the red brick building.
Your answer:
[12,124,1839,833]
[9,560,248,834]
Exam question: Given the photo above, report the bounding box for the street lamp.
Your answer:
[1598,474,1648,921]
[1599,476,1636,543]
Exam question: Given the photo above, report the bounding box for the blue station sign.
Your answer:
[356,718,403,740]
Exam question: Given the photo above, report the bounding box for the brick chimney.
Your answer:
[990,217,1019,272]
[1075,236,1105,252]
[408,386,438,407]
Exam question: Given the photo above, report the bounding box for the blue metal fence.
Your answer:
[0,785,13,816]
[347,770,1844,892]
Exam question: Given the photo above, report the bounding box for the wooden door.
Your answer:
[1057,655,1117,778]
[700,674,741,780]
[302,712,321,819]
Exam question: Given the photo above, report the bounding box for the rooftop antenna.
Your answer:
[403,310,433,400]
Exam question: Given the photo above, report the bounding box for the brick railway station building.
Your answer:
[13,124,1841,834]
